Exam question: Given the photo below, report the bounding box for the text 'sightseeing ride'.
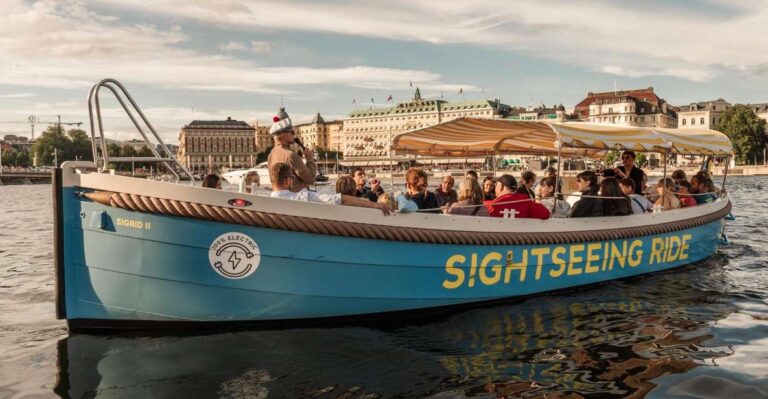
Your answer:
[54,79,734,330]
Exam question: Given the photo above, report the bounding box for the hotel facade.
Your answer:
[292,113,343,153]
[342,88,512,161]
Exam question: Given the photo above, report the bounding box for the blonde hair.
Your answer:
[458,177,484,204]
[335,175,357,195]
[377,192,397,210]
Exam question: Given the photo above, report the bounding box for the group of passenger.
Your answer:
[203,112,719,219]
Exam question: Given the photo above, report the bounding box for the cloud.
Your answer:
[250,41,271,53]
[0,1,460,94]
[218,41,247,51]
[0,93,37,98]
[599,65,717,83]
[97,0,768,82]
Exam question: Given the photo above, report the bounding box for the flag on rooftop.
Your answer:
[387,94,393,102]
[409,80,413,88]
[352,98,356,104]
[459,88,463,95]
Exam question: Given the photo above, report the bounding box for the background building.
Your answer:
[177,117,257,172]
[575,87,677,128]
[252,123,273,153]
[749,103,768,132]
[677,99,731,130]
[342,88,512,161]
[292,113,343,152]
[506,104,569,122]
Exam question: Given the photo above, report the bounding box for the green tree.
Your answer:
[31,126,72,166]
[68,129,93,161]
[30,126,95,166]
[2,151,17,166]
[18,152,31,167]
[636,153,648,168]
[604,150,620,166]
[717,104,767,164]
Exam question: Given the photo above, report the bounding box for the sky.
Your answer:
[1,0,767,143]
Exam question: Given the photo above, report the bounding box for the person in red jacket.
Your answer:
[485,174,551,219]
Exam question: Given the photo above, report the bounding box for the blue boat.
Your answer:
[54,79,734,330]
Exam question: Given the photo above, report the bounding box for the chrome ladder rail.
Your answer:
[87,78,194,181]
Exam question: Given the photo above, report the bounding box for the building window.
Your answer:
[712,117,716,125]
[682,118,686,126]
[700,117,705,125]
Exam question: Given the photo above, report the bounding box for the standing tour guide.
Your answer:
[267,107,316,192]
[615,150,646,195]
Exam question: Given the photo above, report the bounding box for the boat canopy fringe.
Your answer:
[391,119,734,157]
[84,191,731,246]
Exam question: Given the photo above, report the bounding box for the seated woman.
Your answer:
[676,180,697,207]
[395,168,439,213]
[654,177,680,210]
[516,171,537,200]
[538,176,570,218]
[270,163,390,215]
[600,178,632,216]
[671,169,687,187]
[201,174,222,189]
[238,171,260,193]
[569,170,602,217]
[619,178,652,214]
[482,176,496,200]
[445,177,489,216]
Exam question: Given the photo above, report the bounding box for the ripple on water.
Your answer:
[2,178,768,398]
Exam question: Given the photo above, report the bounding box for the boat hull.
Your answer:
[59,185,725,328]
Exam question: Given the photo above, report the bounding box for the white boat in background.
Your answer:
[221,162,270,187]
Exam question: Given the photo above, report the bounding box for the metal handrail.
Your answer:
[87,78,194,181]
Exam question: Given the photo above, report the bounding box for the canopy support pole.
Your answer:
[660,150,669,209]
[721,155,730,196]
[553,144,563,214]
[389,132,395,196]
[492,151,498,178]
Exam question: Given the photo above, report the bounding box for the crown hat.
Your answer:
[269,107,293,135]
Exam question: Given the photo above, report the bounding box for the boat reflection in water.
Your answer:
[56,259,754,399]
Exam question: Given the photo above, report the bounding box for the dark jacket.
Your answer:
[408,191,439,213]
[435,188,458,207]
[355,186,384,202]
[617,165,646,195]
[569,187,602,218]
[515,186,536,200]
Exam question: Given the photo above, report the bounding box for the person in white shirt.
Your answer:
[619,178,652,214]
[538,176,570,218]
[270,163,390,215]
[238,171,260,193]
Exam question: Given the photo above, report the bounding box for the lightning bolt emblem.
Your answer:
[228,251,242,270]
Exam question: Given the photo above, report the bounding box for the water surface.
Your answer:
[1,178,766,398]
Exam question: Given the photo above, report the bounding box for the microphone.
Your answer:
[293,138,305,150]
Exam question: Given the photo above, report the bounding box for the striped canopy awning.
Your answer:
[392,118,733,156]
